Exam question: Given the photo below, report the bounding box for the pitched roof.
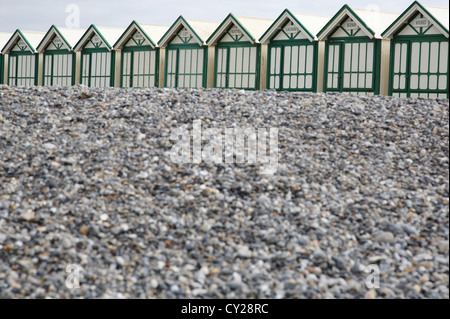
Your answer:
[114,21,169,49]
[382,1,449,38]
[36,26,86,52]
[317,4,400,40]
[207,14,274,45]
[73,25,125,51]
[158,16,219,47]
[259,9,331,43]
[1,30,46,53]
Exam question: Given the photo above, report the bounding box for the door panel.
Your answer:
[391,39,448,97]
[392,41,409,93]
[326,43,340,90]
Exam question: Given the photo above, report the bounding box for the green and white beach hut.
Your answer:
[1,30,45,86]
[158,16,219,89]
[0,32,12,84]
[114,21,169,88]
[36,26,86,86]
[382,2,449,98]
[259,9,330,92]
[73,25,124,87]
[317,5,399,95]
[206,14,274,90]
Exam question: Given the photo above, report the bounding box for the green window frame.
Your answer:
[80,48,115,87]
[267,40,318,92]
[389,36,449,98]
[121,46,159,88]
[214,42,260,90]
[164,44,207,89]
[323,38,381,95]
[43,50,75,86]
[8,51,38,86]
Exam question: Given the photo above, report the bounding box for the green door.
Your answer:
[215,46,228,88]
[214,44,259,90]
[81,50,113,87]
[8,52,37,86]
[391,38,449,98]
[165,46,206,89]
[43,51,74,86]
[268,45,282,90]
[268,42,316,91]
[325,43,342,92]
[390,40,410,98]
[121,47,158,88]
[325,40,379,94]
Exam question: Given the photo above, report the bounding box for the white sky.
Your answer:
[0,0,448,33]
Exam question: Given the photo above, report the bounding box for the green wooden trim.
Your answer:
[158,16,205,47]
[166,43,203,49]
[260,8,315,43]
[327,36,371,41]
[206,13,256,45]
[2,29,36,54]
[374,40,381,95]
[393,34,449,40]
[317,4,375,40]
[114,21,156,49]
[81,48,110,53]
[391,12,441,38]
[37,25,74,52]
[382,1,449,38]
[74,25,112,52]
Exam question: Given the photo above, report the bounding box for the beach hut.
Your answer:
[382,2,449,98]
[1,30,45,86]
[259,9,330,91]
[36,26,86,86]
[73,25,124,87]
[317,5,399,95]
[206,14,274,90]
[0,32,12,84]
[114,21,168,88]
[158,16,219,89]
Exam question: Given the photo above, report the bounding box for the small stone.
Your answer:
[116,256,125,267]
[100,214,109,221]
[311,250,326,263]
[437,240,449,254]
[237,245,252,258]
[373,232,395,243]
[368,255,389,264]
[21,210,35,221]
[79,225,89,235]
[42,143,56,150]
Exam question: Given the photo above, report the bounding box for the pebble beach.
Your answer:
[0,85,448,299]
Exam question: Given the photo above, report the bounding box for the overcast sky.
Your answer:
[0,0,448,33]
